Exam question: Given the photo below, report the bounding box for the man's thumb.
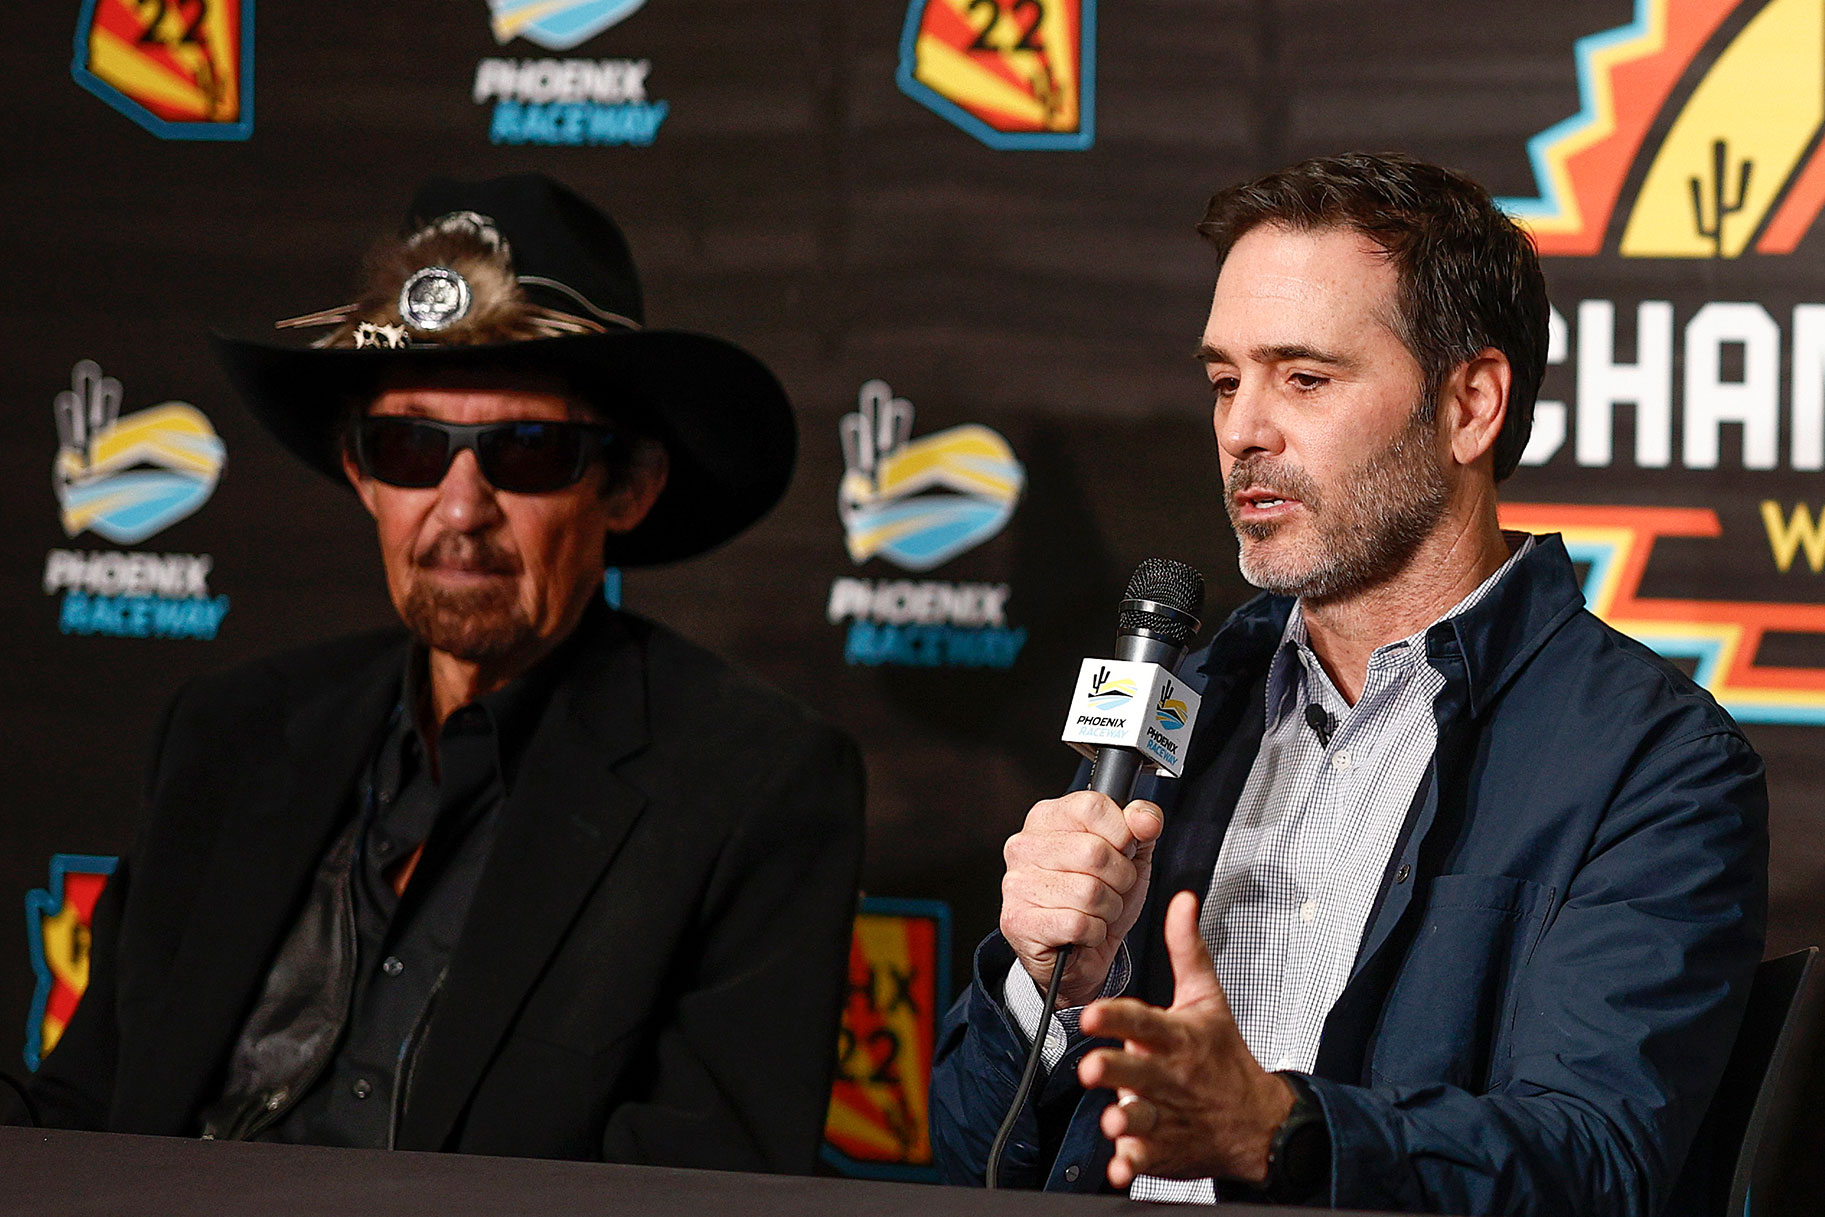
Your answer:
[1123,799,1164,863]
[1164,889,1224,1008]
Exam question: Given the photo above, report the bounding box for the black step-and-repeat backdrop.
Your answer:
[7,0,1825,1178]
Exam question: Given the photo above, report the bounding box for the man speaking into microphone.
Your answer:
[931,153,1767,1215]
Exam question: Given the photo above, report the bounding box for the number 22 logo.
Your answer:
[897,0,1095,151]
[72,0,253,140]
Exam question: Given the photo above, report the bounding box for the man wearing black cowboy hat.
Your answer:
[14,175,866,1172]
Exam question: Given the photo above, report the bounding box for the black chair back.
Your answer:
[1682,947,1822,1217]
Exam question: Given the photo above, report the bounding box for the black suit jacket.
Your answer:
[25,606,866,1171]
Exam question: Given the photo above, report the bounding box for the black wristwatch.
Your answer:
[1260,1071,1331,1204]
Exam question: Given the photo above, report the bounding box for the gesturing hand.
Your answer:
[1077,890,1295,1187]
[999,790,1164,1009]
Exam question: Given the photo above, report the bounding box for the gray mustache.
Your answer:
[416,534,520,574]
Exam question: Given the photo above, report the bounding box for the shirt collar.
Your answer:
[397,599,612,786]
[1263,532,1537,728]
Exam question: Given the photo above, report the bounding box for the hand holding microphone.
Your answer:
[1001,789,1165,1008]
[985,559,1205,1188]
[1001,558,1206,1007]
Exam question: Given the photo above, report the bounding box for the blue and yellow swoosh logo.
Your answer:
[55,402,225,545]
[1088,677,1136,709]
[841,412,1026,572]
[490,0,646,49]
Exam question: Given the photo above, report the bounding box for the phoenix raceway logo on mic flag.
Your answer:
[828,379,1030,670]
[72,0,253,140]
[1490,0,1825,726]
[1063,659,1201,776]
[23,855,117,1071]
[897,0,1094,150]
[1086,665,1136,709]
[1154,680,1189,731]
[821,897,952,1183]
[43,360,231,641]
[474,0,669,146]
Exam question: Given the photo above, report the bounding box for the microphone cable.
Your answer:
[983,944,1070,1189]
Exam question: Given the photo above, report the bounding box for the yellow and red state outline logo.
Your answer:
[897,0,1094,151]
[822,896,951,1181]
[72,0,253,140]
[25,854,117,1072]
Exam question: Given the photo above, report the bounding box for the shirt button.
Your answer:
[264,1088,287,1111]
[1300,899,1317,924]
[1063,1165,1081,1183]
[374,839,394,857]
[1275,1056,1295,1071]
[382,956,405,977]
[1332,751,1352,771]
[352,1078,373,1100]
[1396,863,1412,884]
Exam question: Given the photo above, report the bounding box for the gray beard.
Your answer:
[399,532,536,664]
[1228,411,1450,603]
[400,583,537,665]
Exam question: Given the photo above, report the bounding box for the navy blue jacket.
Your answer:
[931,536,1767,1215]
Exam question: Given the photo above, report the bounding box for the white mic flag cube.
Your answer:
[1060,658,1202,778]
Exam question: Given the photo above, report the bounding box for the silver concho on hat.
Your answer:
[399,266,472,333]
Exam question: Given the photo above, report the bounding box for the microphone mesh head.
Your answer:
[1118,558,1206,646]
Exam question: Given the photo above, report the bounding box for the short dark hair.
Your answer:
[1197,152,1549,481]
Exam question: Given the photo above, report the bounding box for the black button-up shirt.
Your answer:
[258,649,551,1147]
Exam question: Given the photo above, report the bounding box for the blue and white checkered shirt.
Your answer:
[1008,535,1534,1203]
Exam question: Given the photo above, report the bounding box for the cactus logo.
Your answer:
[839,380,1026,572]
[24,855,117,1071]
[897,0,1094,150]
[42,361,232,641]
[826,380,1029,670]
[1155,680,1189,731]
[1498,0,1825,258]
[72,0,253,140]
[54,360,225,545]
[489,0,645,50]
[1086,665,1136,709]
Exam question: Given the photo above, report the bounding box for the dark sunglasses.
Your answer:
[352,417,614,493]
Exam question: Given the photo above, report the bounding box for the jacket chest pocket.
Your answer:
[1366,872,1553,1091]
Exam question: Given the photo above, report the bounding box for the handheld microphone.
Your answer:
[1068,559,1207,802]
[987,559,1205,1189]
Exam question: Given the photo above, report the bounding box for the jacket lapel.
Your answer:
[1314,536,1589,1080]
[398,614,651,1151]
[130,643,403,1132]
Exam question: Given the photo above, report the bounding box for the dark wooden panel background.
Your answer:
[7,0,1822,1098]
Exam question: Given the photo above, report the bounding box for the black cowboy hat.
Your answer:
[211,173,796,567]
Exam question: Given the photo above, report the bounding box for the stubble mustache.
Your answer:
[1223,457,1324,540]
